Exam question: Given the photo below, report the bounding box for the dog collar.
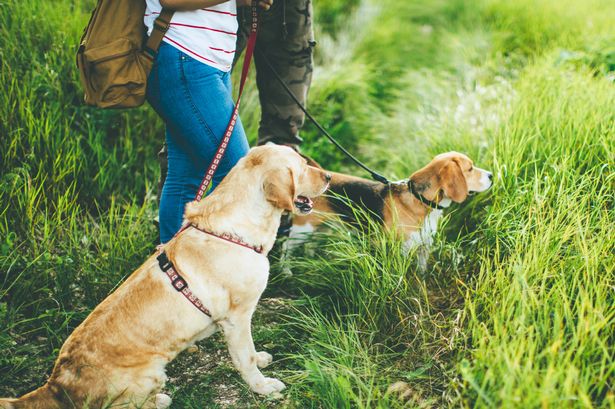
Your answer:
[408,180,446,210]
[190,224,264,254]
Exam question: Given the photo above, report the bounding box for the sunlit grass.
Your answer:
[456,62,614,407]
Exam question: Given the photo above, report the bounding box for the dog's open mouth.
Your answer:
[294,195,313,214]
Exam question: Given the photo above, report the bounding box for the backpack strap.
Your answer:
[143,8,175,61]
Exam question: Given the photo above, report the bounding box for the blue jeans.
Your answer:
[147,42,249,243]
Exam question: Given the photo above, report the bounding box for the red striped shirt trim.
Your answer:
[147,9,236,17]
[209,46,236,54]
[201,8,237,17]
[164,37,229,68]
[170,22,237,36]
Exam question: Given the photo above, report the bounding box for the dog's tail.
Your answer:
[0,385,61,409]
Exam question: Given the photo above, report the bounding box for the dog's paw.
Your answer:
[155,393,172,409]
[255,351,273,368]
[251,377,286,395]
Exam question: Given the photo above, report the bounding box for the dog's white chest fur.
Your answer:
[286,222,315,251]
[403,209,442,271]
[404,209,442,252]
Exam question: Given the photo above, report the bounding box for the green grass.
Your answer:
[1,0,613,407]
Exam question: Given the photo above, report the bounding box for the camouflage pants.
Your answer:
[157,0,314,203]
[236,0,314,146]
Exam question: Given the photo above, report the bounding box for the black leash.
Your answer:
[256,49,391,185]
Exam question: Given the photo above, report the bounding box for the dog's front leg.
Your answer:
[220,311,285,395]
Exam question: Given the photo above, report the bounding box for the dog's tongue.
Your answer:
[294,195,313,213]
[295,196,313,206]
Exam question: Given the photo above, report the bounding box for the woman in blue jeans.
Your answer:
[146,0,271,243]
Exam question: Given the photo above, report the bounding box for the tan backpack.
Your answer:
[76,1,173,109]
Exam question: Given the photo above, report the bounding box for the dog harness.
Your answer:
[157,224,263,318]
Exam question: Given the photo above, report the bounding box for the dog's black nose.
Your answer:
[488,172,493,181]
[325,173,332,182]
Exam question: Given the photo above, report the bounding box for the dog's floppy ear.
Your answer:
[263,167,295,211]
[300,153,323,169]
[439,160,468,203]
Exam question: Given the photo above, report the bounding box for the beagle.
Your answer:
[0,145,330,409]
[287,152,492,270]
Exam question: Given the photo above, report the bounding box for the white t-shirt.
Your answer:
[144,1,238,71]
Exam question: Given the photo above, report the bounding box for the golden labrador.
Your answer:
[0,145,330,409]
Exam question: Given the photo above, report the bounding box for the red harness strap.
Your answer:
[157,251,212,317]
[156,223,262,318]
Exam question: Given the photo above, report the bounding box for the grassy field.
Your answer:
[1,0,613,407]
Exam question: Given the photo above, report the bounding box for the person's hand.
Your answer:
[236,0,272,10]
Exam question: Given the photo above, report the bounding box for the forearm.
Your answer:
[160,0,229,11]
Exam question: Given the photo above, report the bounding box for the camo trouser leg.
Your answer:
[236,0,314,146]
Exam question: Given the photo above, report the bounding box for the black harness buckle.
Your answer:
[157,252,172,272]
[158,252,188,292]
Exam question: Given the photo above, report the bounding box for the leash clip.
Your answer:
[371,172,390,185]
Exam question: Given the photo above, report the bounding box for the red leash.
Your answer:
[194,3,259,201]
[161,1,259,243]
[158,2,260,318]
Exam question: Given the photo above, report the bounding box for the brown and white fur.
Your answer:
[286,152,492,271]
[0,145,330,409]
